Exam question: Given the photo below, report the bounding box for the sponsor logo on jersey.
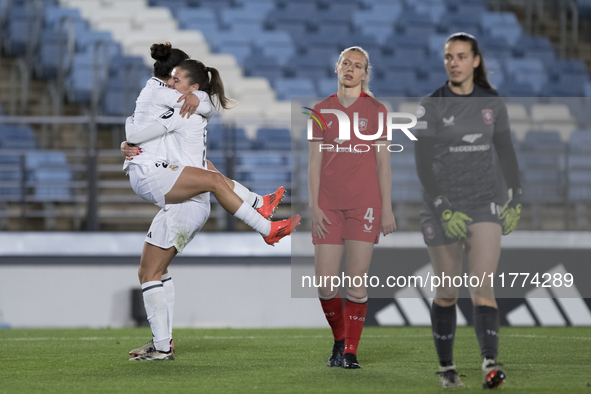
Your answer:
[327,121,333,128]
[333,137,350,145]
[462,133,483,143]
[160,108,174,119]
[442,116,455,126]
[482,109,493,125]
[169,165,179,171]
[449,144,491,152]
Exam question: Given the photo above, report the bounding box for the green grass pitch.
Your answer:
[1,326,590,393]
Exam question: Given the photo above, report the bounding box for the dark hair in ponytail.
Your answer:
[150,42,189,80]
[445,32,492,90]
[176,59,234,110]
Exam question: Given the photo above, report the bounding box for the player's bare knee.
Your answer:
[318,287,338,299]
[346,291,368,304]
[208,171,227,193]
[434,297,458,307]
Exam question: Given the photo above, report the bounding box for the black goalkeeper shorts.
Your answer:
[420,202,503,247]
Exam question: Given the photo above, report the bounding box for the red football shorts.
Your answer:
[312,207,381,245]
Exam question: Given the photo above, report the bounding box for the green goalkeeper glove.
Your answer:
[433,196,473,240]
[499,188,522,235]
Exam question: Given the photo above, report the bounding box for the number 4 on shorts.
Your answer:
[364,208,374,223]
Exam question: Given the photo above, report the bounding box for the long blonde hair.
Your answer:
[336,46,373,97]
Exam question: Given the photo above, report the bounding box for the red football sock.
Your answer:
[319,293,345,342]
[344,299,368,355]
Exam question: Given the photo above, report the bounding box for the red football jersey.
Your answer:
[310,93,388,210]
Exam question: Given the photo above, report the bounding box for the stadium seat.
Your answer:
[274,78,317,101]
[286,55,331,81]
[255,128,292,150]
[24,151,73,201]
[530,104,577,140]
[0,125,37,150]
[175,8,218,30]
[243,55,285,85]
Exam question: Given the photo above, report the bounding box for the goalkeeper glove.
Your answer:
[499,188,522,235]
[433,195,473,240]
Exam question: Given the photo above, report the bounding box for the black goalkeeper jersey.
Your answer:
[414,83,510,209]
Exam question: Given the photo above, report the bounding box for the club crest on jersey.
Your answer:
[423,223,435,240]
[358,118,368,132]
[482,109,493,125]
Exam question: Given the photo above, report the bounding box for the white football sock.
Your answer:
[234,201,271,236]
[233,181,263,209]
[141,281,170,352]
[161,273,175,339]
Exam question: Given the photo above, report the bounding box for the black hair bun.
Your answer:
[150,42,172,61]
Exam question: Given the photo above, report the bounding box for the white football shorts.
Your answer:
[129,162,185,209]
[145,200,210,253]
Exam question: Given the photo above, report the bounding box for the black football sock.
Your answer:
[473,305,499,360]
[431,302,457,367]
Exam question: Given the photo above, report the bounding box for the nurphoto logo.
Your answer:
[304,107,418,153]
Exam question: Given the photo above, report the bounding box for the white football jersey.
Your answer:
[123,77,214,172]
[154,97,212,205]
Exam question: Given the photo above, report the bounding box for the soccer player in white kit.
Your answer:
[124,47,299,360]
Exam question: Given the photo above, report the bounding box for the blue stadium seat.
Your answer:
[216,42,253,65]
[149,0,189,15]
[44,6,81,28]
[340,34,381,57]
[380,69,418,91]
[176,8,218,29]
[66,47,110,103]
[481,12,520,31]
[317,78,336,97]
[243,55,285,84]
[0,125,37,149]
[220,7,267,28]
[255,128,292,150]
[490,24,522,46]
[505,58,548,93]
[569,130,591,153]
[4,3,30,56]
[25,151,72,201]
[274,78,317,100]
[522,130,564,151]
[286,56,331,80]
[255,32,295,66]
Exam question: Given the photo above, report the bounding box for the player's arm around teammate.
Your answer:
[126,60,299,246]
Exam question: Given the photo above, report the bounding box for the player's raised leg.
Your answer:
[165,167,299,245]
[207,160,285,219]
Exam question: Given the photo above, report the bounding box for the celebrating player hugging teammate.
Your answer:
[414,32,522,389]
[308,46,396,369]
[122,43,300,361]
